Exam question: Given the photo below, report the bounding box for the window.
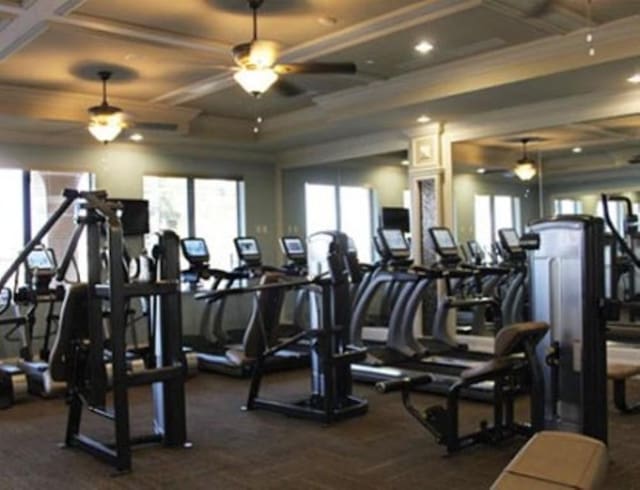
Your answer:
[194,179,241,270]
[0,169,94,284]
[473,194,521,250]
[304,183,373,263]
[143,176,189,250]
[143,176,244,269]
[596,200,625,233]
[553,199,582,215]
[0,169,25,276]
[305,184,337,235]
[340,186,373,264]
[31,171,93,280]
[403,189,411,210]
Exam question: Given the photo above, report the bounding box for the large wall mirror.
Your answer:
[450,113,640,346]
[453,114,640,251]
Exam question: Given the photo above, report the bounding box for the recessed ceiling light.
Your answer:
[129,133,143,142]
[416,114,431,124]
[572,147,583,154]
[401,159,410,166]
[628,73,640,84]
[365,59,375,65]
[318,16,338,26]
[414,41,434,55]
[477,168,486,174]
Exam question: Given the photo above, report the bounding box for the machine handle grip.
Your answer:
[375,375,432,394]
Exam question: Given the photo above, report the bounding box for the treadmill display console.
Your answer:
[182,238,209,264]
[381,229,409,252]
[27,249,54,271]
[499,229,522,253]
[430,228,458,257]
[235,237,261,263]
[281,237,306,260]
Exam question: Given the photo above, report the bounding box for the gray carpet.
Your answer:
[0,371,638,489]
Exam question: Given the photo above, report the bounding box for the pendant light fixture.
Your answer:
[513,138,537,181]
[88,71,124,144]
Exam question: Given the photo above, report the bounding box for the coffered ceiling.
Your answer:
[0,0,638,154]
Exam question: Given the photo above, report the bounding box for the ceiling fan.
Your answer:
[230,0,357,97]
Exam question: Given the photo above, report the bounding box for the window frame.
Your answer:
[143,174,245,264]
[0,168,95,283]
[304,182,375,262]
[474,193,522,250]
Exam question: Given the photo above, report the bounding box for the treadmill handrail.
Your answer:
[602,194,640,269]
[194,277,314,302]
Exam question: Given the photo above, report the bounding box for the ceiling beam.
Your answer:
[0,0,87,61]
[0,3,232,57]
[0,83,201,134]
[482,0,586,34]
[151,0,482,105]
[50,12,232,57]
[567,123,636,141]
[257,15,640,143]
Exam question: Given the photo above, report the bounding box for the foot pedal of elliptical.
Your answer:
[423,406,448,442]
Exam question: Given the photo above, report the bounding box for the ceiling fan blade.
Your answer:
[273,79,305,97]
[274,62,357,75]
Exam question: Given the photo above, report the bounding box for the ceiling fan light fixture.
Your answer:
[88,71,124,144]
[513,138,537,181]
[513,161,537,181]
[234,67,278,96]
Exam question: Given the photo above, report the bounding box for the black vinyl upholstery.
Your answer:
[49,283,90,382]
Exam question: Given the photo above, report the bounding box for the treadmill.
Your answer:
[352,228,509,401]
[183,236,310,377]
[350,228,443,387]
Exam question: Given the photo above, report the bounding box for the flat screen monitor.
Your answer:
[181,238,209,263]
[27,249,54,271]
[235,237,261,262]
[381,229,409,252]
[110,199,150,236]
[281,236,306,260]
[381,207,410,234]
[430,227,458,257]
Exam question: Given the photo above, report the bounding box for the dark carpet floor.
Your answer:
[1,371,639,489]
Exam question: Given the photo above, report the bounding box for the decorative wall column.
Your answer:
[406,123,448,266]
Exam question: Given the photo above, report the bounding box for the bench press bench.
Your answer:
[492,431,608,489]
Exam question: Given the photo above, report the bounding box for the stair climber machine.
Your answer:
[182,236,310,376]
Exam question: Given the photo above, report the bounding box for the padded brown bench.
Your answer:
[608,363,640,414]
[492,431,608,489]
